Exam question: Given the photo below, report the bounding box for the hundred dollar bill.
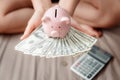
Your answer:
[15,25,97,57]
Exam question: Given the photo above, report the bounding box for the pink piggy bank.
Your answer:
[41,5,71,38]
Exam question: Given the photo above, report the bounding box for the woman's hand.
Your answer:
[20,0,52,40]
[59,0,102,37]
[21,0,120,39]
[74,0,120,28]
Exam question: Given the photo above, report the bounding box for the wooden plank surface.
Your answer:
[0,27,120,80]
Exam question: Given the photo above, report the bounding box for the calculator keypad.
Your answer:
[72,54,104,80]
[71,46,112,80]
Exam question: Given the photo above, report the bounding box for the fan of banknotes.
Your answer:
[15,25,97,58]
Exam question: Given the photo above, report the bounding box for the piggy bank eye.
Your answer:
[59,26,61,28]
[51,26,53,28]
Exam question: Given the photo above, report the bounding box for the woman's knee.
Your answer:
[0,8,34,33]
[0,0,32,15]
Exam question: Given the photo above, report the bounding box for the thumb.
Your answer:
[20,23,37,40]
[20,11,43,40]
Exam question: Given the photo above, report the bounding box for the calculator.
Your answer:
[70,46,112,80]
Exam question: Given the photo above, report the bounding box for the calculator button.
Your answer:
[91,71,95,74]
[80,65,90,73]
[91,68,98,74]
[92,62,98,67]
[81,71,87,76]
[92,61,98,66]
[95,64,102,70]
[87,74,92,78]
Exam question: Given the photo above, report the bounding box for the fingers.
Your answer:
[79,24,102,38]
[71,18,102,38]
[20,23,36,40]
[20,11,44,40]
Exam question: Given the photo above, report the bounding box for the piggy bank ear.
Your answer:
[61,17,70,24]
[41,16,51,23]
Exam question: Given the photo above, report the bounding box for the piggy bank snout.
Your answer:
[51,31,59,37]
